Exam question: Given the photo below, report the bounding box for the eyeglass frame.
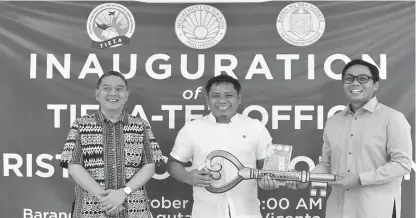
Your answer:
[342,74,374,84]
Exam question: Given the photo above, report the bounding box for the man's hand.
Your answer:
[258,175,285,190]
[282,169,309,190]
[105,204,126,215]
[329,173,360,189]
[285,181,309,190]
[185,168,213,187]
[94,189,110,201]
[99,189,127,215]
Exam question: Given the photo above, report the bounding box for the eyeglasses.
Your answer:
[342,74,373,84]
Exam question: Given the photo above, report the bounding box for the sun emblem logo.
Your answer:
[175,5,227,49]
[87,3,135,49]
[277,2,325,46]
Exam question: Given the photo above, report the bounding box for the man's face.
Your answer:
[342,64,378,105]
[206,82,241,123]
[95,75,129,112]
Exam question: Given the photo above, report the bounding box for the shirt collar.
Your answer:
[342,96,378,115]
[95,108,128,124]
[208,113,240,124]
[362,96,378,112]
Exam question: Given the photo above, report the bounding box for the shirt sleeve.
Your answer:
[142,120,164,166]
[255,121,273,160]
[170,123,193,163]
[312,121,331,173]
[60,119,83,168]
[359,111,413,186]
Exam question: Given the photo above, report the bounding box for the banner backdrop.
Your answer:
[0,1,415,218]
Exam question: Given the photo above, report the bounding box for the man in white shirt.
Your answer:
[167,75,281,218]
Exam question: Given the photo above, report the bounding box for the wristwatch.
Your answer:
[123,186,132,195]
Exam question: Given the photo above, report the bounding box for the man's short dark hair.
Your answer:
[341,59,380,83]
[97,71,128,89]
[205,75,242,95]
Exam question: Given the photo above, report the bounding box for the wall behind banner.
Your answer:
[0,1,415,218]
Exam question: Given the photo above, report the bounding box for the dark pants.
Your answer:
[392,200,396,218]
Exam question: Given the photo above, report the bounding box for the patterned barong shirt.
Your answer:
[60,110,164,218]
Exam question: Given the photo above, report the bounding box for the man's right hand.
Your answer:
[185,168,213,187]
[286,181,309,190]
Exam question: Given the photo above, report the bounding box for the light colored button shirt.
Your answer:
[170,113,272,218]
[314,97,412,218]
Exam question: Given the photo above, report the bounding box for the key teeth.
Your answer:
[319,189,327,197]
[310,189,317,197]
[311,182,327,189]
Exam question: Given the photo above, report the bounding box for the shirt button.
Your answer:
[347,170,350,172]
[350,134,353,137]
[346,188,350,191]
[355,117,357,120]
[349,152,352,155]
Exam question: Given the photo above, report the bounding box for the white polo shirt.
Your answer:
[170,113,272,218]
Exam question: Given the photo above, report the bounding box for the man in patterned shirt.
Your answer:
[60,71,164,218]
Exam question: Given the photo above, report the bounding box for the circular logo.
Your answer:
[276,2,325,46]
[87,3,135,49]
[175,5,227,49]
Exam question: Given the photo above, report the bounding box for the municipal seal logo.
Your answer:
[175,5,227,49]
[276,2,325,46]
[87,3,135,49]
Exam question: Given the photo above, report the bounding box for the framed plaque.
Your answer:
[263,144,293,171]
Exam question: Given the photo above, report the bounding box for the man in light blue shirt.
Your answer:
[288,59,412,218]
